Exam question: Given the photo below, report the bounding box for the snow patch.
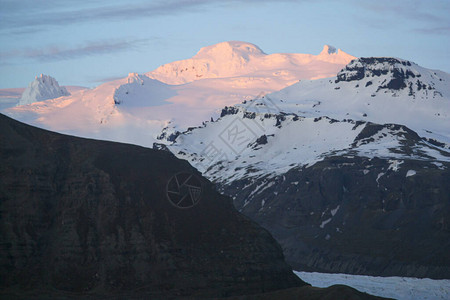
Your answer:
[331,205,340,216]
[376,172,385,184]
[406,170,417,177]
[320,218,332,228]
[432,162,445,170]
[388,159,403,171]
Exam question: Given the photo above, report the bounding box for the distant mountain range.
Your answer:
[2,41,354,146]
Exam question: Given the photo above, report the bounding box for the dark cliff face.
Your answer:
[335,57,415,84]
[0,113,304,298]
[221,155,450,279]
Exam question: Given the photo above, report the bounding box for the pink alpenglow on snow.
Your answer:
[4,42,355,147]
[147,41,355,85]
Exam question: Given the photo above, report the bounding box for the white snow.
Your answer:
[18,74,70,106]
[319,206,339,228]
[295,271,450,300]
[265,58,450,145]
[331,205,340,216]
[320,218,332,228]
[388,159,403,172]
[432,162,445,170]
[147,41,355,85]
[169,101,450,186]
[406,170,417,177]
[170,112,368,184]
[376,173,385,186]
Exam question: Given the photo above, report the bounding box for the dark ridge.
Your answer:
[335,57,417,90]
[0,113,304,298]
[220,106,240,117]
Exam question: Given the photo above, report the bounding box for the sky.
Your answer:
[0,0,449,89]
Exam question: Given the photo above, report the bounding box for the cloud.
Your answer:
[91,75,127,84]
[352,0,450,36]
[0,0,306,32]
[0,39,148,62]
[413,26,450,35]
[360,2,441,22]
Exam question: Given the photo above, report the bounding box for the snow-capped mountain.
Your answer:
[3,42,354,146]
[147,41,354,85]
[169,57,450,181]
[6,73,175,143]
[266,57,450,143]
[18,74,70,106]
[166,57,450,279]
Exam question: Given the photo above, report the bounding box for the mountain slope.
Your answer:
[267,57,450,143]
[0,113,304,298]
[5,73,173,145]
[167,57,450,279]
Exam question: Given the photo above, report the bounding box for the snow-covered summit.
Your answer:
[316,45,355,64]
[19,74,70,106]
[147,41,355,85]
[113,73,175,106]
[194,41,266,60]
[321,45,337,54]
[244,57,450,143]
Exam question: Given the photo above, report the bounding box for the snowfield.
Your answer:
[170,105,450,186]
[265,57,450,144]
[295,271,450,300]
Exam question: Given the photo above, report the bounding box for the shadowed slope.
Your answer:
[0,113,303,298]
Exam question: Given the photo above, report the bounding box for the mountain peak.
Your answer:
[321,45,337,55]
[194,41,266,60]
[19,74,70,106]
[317,45,356,64]
[147,42,355,85]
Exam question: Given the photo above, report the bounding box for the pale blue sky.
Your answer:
[0,0,449,88]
